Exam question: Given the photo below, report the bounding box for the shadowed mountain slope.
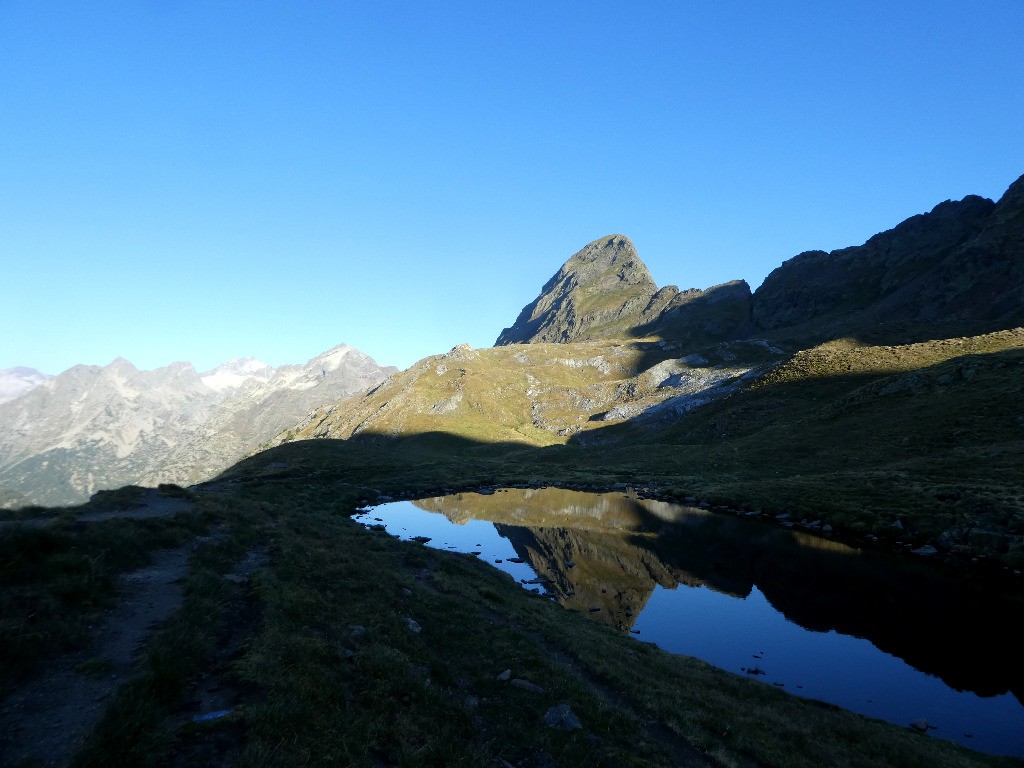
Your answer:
[497,173,1024,349]
[263,174,1023,570]
[753,173,1024,344]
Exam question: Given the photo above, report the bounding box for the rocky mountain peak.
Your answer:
[498,172,1023,350]
[495,235,661,345]
[310,344,356,372]
[496,234,752,347]
[106,357,139,375]
[550,234,653,290]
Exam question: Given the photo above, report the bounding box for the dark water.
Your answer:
[354,487,1024,758]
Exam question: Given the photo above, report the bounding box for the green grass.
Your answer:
[4,463,1018,767]
[0,510,213,697]
[70,493,271,768]
[125,474,1024,767]
[5,329,1022,767]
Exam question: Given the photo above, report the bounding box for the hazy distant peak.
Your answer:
[309,344,357,372]
[0,367,52,404]
[106,356,139,372]
[3,366,50,377]
[203,356,273,376]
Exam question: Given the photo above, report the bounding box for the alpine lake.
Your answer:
[353,487,1024,759]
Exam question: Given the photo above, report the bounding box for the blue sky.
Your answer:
[3,2,1022,375]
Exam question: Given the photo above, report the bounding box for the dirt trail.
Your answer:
[75,488,195,522]
[0,543,194,767]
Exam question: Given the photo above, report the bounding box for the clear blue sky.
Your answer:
[3,1,1022,375]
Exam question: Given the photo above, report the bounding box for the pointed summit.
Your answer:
[495,235,660,345]
[495,234,753,347]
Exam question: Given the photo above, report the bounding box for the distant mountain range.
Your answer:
[0,345,396,507]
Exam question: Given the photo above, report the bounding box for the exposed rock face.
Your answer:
[0,344,396,507]
[638,279,754,347]
[497,172,1024,349]
[496,235,660,344]
[752,196,994,331]
[752,179,1024,341]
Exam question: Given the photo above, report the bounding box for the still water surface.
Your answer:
[355,487,1024,758]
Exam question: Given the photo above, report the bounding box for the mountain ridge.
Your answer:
[497,172,1024,349]
[0,344,396,507]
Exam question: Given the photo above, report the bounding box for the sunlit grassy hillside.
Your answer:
[263,328,1024,571]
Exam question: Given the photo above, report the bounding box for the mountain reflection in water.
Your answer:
[361,487,1023,758]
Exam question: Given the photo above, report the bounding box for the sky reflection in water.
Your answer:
[355,489,1024,758]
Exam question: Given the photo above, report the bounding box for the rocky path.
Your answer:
[0,543,194,767]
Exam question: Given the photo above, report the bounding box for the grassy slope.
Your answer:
[23,471,1017,768]
[601,328,1024,570]
[273,339,781,449]
[0,486,213,699]
[3,329,1023,766]
[272,327,1024,571]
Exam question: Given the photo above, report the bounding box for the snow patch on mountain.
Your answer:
[201,357,274,393]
